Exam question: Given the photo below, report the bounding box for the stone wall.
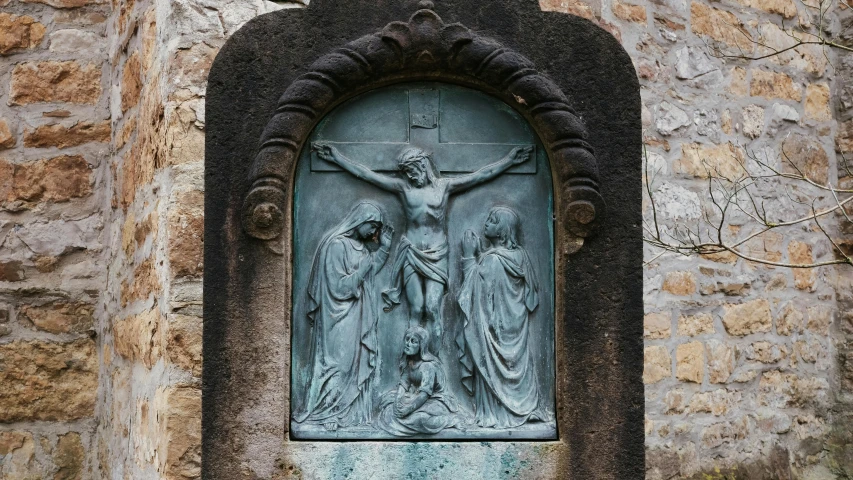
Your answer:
[0,0,849,478]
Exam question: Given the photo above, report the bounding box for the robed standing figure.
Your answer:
[293,202,393,431]
[457,207,543,428]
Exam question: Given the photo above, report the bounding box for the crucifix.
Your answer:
[310,87,536,353]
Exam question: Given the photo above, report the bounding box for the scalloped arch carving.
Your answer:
[243,8,604,247]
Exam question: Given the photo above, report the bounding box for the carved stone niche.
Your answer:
[205,1,642,478]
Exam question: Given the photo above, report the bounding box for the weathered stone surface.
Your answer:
[0,260,25,281]
[645,312,671,339]
[121,257,160,306]
[613,0,646,22]
[742,104,764,139]
[707,339,735,383]
[10,62,102,105]
[675,47,720,85]
[13,216,101,256]
[0,119,14,150]
[750,69,802,101]
[0,156,92,207]
[722,298,772,335]
[168,190,203,278]
[676,341,704,383]
[644,345,672,384]
[23,121,111,149]
[53,432,84,480]
[788,241,816,290]
[759,370,829,408]
[0,339,97,421]
[49,29,103,58]
[688,388,738,415]
[20,0,105,7]
[729,67,748,96]
[663,271,697,295]
[838,120,853,153]
[655,101,691,136]
[674,142,745,179]
[806,305,832,335]
[701,417,747,448]
[158,386,201,480]
[756,22,826,75]
[113,308,163,368]
[678,312,714,336]
[121,52,142,113]
[805,83,831,122]
[538,0,597,19]
[0,431,45,479]
[732,0,796,18]
[0,13,45,55]
[746,341,787,363]
[168,314,202,376]
[691,2,753,52]
[777,302,803,335]
[20,302,94,334]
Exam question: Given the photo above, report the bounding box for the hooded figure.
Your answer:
[293,202,392,430]
[456,207,543,428]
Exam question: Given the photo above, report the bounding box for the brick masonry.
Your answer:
[0,0,849,478]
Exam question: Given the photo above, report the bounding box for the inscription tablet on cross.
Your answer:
[311,88,536,174]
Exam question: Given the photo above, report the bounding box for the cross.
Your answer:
[310,88,536,174]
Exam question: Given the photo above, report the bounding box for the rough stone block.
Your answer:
[678,312,714,336]
[691,2,753,52]
[662,271,697,296]
[168,314,202,376]
[0,339,97,422]
[54,432,85,480]
[722,298,772,336]
[732,0,796,18]
[0,155,93,207]
[644,312,671,339]
[24,121,110,149]
[19,302,94,334]
[113,308,163,368]
[20,0,105,7]
[805,83,831,122]
[613,0,647,22]
[676,341,704,383]
[706,340,734,383]
[674,142,745,179]
[158,386,201,480]
[121,52,142,113]
[10,61,102,105]
[788,241,816,290]
[0,119,14,150]
[644,345,672,384]
[750,69,802,101]
[0,13,45,55]
[168,190,204,278]
[121,257,161,306]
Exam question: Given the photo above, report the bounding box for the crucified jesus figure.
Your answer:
[312,142,532,352]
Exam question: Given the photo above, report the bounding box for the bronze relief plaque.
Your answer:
[291,83,556,440]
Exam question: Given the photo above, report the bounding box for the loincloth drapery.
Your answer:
[382,236,448,311]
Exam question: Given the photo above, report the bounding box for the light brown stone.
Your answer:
[644,345,672,384]
[0,260,25,281]
[169,190,203,278]
[804,84,831,122]
[0,339,97,422]
[0,13,45,55]
[747,341,787,363]
[691,2,754,52]
[0,431,44,479]
[742,104,764,139]
[10,62,102,105]
[23,122,110,149]
[674,142,745,179]
[750,69,802,101]
[759,370,829,408]
[788,241,816,290]
[613,0,647,22]
[777,302,803,335]
[722,298,772,336]
[20,0,105,7]
[644,312,671,339]
[53,432,84,480]
[34,255,58,272]
[701,417,748,448]
[121,52,142,113]
[121,74,164,209]
[745,231,784,263]
[117,116,136,150]
[732,0,797,18]
[538,0,597,20]
[168,314,202,376]
[1,156,93,208]
[0,119,14,150]
[756,22,826,75]
[678,313,715,336]
[707,340,735,383]
[121,257,160,307]
[113,308,163,368]
[662,271,697,296]
[806,305,832,335]
[838,120,853,153]
[676,341,704,383]
[158,386,201,480]
[728,67,748,97]
[701,250,738,264]
[688,389,738,415]
[19,302,94,334]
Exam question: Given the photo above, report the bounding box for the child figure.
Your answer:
[376,326,465,436]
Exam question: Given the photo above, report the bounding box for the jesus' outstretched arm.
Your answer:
[313,142,404,193]
[446,146,533,194]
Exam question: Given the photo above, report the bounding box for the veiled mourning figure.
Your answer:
[293,202,393,431]
[457,206,543,428]
[377,326,465,436]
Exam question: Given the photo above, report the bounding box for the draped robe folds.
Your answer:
[294,204,383,427]
[376,360,463,436]
[456,246,541,428]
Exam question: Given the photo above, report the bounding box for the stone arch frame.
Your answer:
[242,8,604,249]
